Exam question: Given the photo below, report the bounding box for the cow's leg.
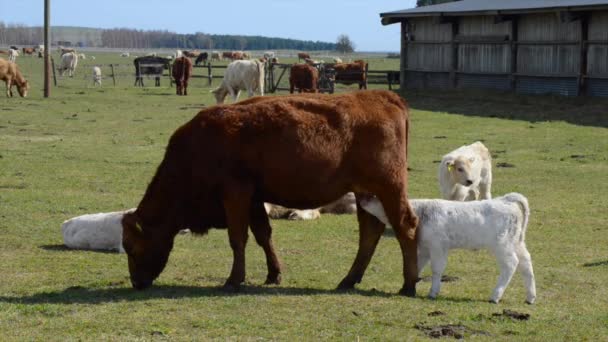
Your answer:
[222,181,254,291]
[479,179,492,200]
[249,200,282,285]
[5,79,12,97]
[428,247,447,299]
[183,81,188,96]
[516,243,536,304]
[337,194,386,290]
[376,185,419,297]
[490,246,519,304]
[417,246,431,279]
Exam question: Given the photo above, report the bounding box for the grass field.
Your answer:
[1,51,607,340]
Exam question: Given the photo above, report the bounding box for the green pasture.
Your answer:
[0,52,607,340]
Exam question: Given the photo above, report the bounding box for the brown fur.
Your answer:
[333,60,368,89]
[297,52,310,61]
[172,57,193,96]
[0,58,29,97]
[289,64,319,93]
[22,47,35,55]
[122,90,418,296]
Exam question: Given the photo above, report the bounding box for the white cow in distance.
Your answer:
[8,49,18,63]
[212,59,265,104]
[58,52,79,77]
[438,141,492,201]
[92,66,102,86]
[360,193,536,304]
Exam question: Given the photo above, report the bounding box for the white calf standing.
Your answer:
[212,59,265,104]
[439,141,492,201]
[92,66,102,86]
[360,193,536,304]
[62,209,135,252]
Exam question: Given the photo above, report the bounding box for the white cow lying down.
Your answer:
[360,193,536,304]
[62,209,135,252]
[265,192,357,220]
[439,141,492,201]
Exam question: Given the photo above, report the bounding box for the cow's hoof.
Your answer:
[221,282,241,293]
[488,299,499,304]
[399,286,416,297]
[265,274,282,285]
[336,279,357,291]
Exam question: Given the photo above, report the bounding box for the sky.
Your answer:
[0,0,417,52]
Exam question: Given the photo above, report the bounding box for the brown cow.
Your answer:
[121,90,419,296]
[22,47,36,56]
[0,58,29,97]
[172,56,193,96]
[297,52,310,61]
[334,60,368,90]
[289,64,319,93]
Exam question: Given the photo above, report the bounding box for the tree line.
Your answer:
[0,23,336,51]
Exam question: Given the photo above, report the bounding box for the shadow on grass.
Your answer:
[403,89,608,128]
[583,260,608,267]
[39,244,119,254]
[0,284,402,305]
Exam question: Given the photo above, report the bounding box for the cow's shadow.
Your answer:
[0,284,397,305]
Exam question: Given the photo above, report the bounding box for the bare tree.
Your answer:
[335,34,355,54]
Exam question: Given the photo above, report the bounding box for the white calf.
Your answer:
[265,192,357,220]
[212,59,265,104]
[62,209,135,253]
[92,66,102,86]
[8,49,18,63]
[439,141,492,201]
[360,193,536,304]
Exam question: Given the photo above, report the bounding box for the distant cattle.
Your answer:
[265,192,357,220]
[183,50,199,58]
[212,59,265,103]
[22,47,36,56]
[58,52,78,77]
[92,66,102,87]
[211,51,222,61]
[8,49,18,63]
[263,51,275,59]
[78,53,86,60]
[121,90,418,296]
[172,56,193,96]
[133,56,170,87]
[297,52,310,61]
[121,52,130,57]
[195,52,209,66]
[333,60,368,89]
[289,64,319,93]
[0,57,29,97]
[60,47,75,55]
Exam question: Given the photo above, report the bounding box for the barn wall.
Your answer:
[458,17,511,74]
[587,11,608,76]
[407,18,452,71]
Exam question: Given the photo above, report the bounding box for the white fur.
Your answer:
[212,59,265,104]
[62,209,135,252]
[265,192,357,220]
[360,193,536,304]
[92,66,102,86]
[8,49,18,63]
[58,52,79,77]
[438,141,492,201]
[120,52,130,57]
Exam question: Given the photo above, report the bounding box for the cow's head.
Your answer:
[122,212,174,290]
[17,80,29,97]
[211,87,228,104]
[445,156,477,187]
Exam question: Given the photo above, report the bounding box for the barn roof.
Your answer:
[380,0,608,25]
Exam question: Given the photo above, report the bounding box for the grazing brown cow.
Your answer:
[172,56,193,95]
[289,64,319,93]
[297,52,310,61]
[334,60,368,90]
[122,90,419,296]
[0,58,29,97]
[222,51,234,60]
[22,47,36,56]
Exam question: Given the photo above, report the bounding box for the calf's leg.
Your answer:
[249,200,282,285]
[490,246,519,303]
[428,248,448,299]
[516,243,536,304]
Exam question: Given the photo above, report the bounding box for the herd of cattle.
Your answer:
[1,46,367,97]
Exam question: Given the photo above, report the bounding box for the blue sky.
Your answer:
[0,0,416,51]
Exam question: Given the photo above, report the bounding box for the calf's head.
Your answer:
[446,156,478,186]
[122,212,174,290]
[211,87,228,104]
[17,80,29,97]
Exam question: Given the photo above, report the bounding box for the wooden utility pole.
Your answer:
[44,0,51,97]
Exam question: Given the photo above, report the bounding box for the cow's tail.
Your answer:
[503,193,530,242]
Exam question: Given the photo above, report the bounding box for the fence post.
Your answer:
[207,63,213,86]
[110,64,116,86]
[51,57,57,86]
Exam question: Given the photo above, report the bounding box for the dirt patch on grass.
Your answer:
[492,309,530,321]
[419,275,460,283]
[415,323,491,339]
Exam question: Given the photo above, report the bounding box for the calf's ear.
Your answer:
[446,160,455,172]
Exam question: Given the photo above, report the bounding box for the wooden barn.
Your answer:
[380,0,608,97]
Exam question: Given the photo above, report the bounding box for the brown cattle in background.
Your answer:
[297,52,310,61]
[333,60,368,90]
[172,56,193,95]
[0,58,29,97]
[122,90,419,296]
[22,47,36,56]
[289,64,319,93]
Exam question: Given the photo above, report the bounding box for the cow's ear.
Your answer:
[446,160,455,172]
[469,156,476,163]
